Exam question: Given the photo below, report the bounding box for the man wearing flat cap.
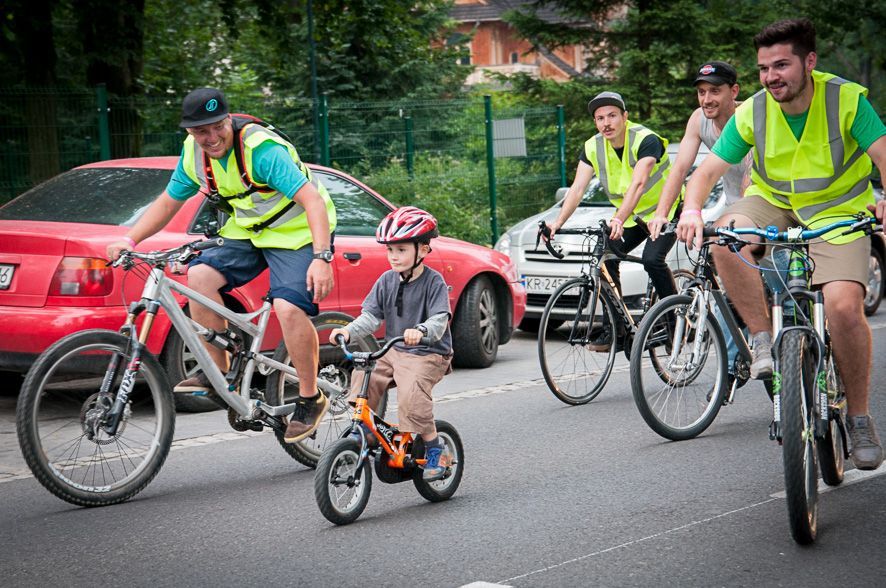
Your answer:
[107,88,336,443]
[547,91,680,349]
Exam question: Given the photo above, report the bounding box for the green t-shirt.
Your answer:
[712,94,886,164]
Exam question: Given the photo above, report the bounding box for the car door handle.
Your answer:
[343,252,362,261]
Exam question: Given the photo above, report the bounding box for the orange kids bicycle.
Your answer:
[313,335,464,525]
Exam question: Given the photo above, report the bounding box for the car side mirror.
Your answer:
[555,187,569,202]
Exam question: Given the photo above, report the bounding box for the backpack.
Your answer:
[201,114,299,233]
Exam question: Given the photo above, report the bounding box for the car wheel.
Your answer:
[864,246,884,316]
[452,275,499,368]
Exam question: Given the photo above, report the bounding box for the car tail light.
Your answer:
[48,257,114,296]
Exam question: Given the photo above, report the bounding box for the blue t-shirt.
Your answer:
[166,140,309,201]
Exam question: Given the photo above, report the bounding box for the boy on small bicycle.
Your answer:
[330,207,453,481]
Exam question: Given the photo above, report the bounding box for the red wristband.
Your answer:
[680,209,701,217]
[122,236,137,248]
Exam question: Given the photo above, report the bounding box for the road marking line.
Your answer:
[460,583,511,588]
[500,498,779,584]
[769,463,886,499]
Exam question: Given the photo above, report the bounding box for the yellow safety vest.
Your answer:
[584,121,679,227]
[734,70,874,243]
[182,123,336,249]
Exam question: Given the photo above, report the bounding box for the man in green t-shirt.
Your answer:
[677,18,886,470]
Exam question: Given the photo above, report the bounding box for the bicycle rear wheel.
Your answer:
[779,329,819,544]
[265,312,381,468]
[538,277,617,405]
[630,294,728,440]
[16,330,175,506]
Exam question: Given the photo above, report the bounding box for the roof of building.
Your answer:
[451,0,574,24]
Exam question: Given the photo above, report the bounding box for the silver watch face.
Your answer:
[314,249,334,262]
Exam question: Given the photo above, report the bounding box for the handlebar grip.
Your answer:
[702,226,720,238]
[194,237,224,251]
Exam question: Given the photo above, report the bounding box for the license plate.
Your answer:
[523,275,568,293]
[0,264,13,290]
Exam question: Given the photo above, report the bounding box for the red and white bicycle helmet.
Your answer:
[376,206,439,244]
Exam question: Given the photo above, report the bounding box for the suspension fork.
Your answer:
[103,300,160,435]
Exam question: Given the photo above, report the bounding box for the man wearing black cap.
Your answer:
[107,88,337,443]
[547,91,680,349]
[650,61,749,240]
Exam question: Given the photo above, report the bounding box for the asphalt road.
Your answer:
[2,318,886,587]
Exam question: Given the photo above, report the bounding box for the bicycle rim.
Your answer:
[779,330,818,544]
[17,331,174,505]
[630,294,727,441]
[539,278,616,405]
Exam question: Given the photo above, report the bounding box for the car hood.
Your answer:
[434,235,520,282]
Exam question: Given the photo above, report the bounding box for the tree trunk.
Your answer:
[15,0,61,184]
[76,0,146,159]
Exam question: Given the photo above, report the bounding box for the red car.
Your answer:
[0,157,526,410]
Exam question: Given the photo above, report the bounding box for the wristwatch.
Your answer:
[312,249,334,263]
[415,324,429,336]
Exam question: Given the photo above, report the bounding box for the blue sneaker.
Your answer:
[423,442,448,481]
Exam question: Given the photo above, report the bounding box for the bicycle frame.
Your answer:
[104,250,345,434]
[338,336,427,475]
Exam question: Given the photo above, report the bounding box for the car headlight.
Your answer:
[494,233,512,257]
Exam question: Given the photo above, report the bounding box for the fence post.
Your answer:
[556,104,567,187]
[319,94,330,166]
[95,84,111,160]
[484,95,498,245]
[404,115,415,182]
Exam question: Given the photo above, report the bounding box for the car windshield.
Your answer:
[0,167,169,226]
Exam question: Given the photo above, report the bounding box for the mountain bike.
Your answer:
[16,239,377,507]
[314,334,464,525]
[629,226,777,441]
[634,215,877,544]
[535,219,692,405]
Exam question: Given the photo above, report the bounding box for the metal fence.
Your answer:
[0,86,568,244]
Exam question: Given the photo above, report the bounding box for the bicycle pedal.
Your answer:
[227,408,263,432]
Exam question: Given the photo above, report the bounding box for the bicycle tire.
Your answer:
[411,420,464,502]
[16,329,175,507]
[538,277,617,405]
[265,312,381,468]
[314,437,372,525]
[779,329,819,544]
[630,294,728,441]
[817,346,845,487]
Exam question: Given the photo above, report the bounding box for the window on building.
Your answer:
[510,52,519,64]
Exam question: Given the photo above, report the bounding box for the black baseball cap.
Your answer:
[694,61,738,86]
[587,91,626,116]
[179,88,229,128]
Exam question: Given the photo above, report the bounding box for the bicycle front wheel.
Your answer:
[630,294,728,440]
[16,330,175,506]
[817,345,845,487]
[538,277,617,405]
[780,329,819,544]
[265,312,381,468]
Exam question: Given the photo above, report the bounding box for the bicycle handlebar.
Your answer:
[334,333,433,362]
[110,237,224,268]
[702,215,880,243]
[536,218,677,260]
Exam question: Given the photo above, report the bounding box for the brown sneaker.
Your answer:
[174,371,212,394]
[283,394,330,443]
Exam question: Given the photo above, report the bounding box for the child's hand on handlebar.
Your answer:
[330,327,350,344]
[402,328,424,346]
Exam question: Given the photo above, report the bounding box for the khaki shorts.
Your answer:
[348,347,451,436]
[722,195,870,287]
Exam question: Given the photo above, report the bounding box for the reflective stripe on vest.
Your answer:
[585,122,678,226]
[737,71,874,242]
[183,124,336,248]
